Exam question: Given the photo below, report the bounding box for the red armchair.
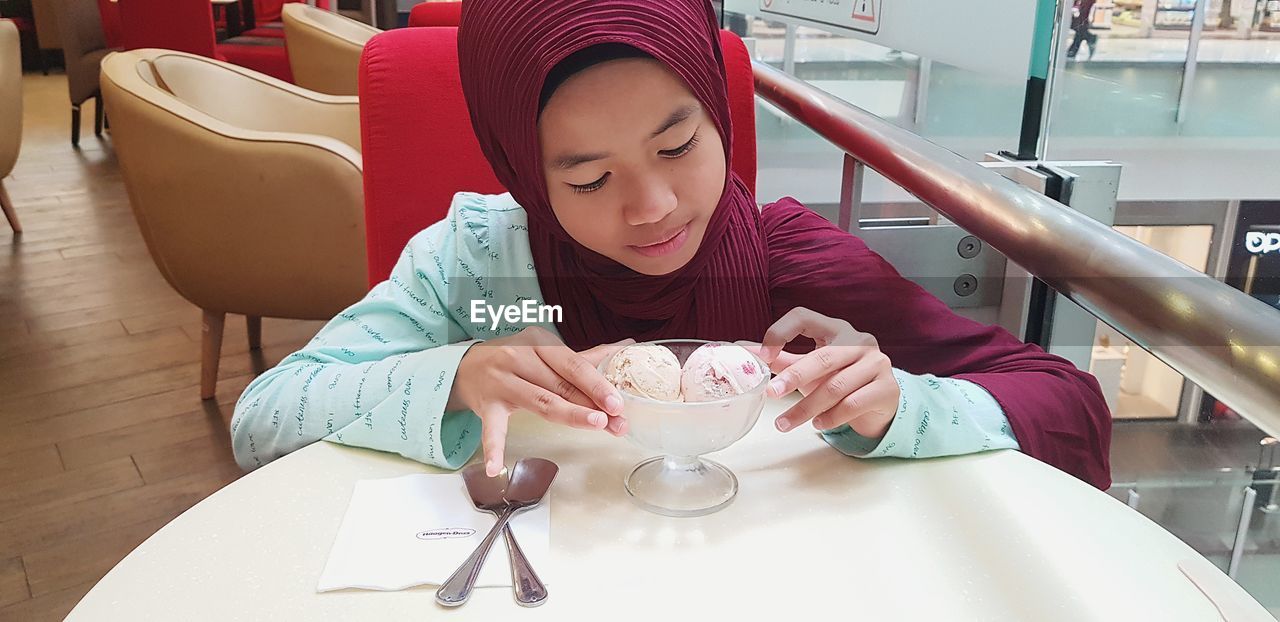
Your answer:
[406,1,461,27]
[118,0,292,82]
[358,26,756,286]
[95,0,122,48]
[256,0,331,23]
[243,0,332,39]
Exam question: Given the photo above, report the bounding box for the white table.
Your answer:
[68,398,1271,620]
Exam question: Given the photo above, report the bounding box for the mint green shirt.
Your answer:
[230,192,1018,471]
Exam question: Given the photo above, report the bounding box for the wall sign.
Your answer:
[1245,231,1280,255]
[760,0,882,34]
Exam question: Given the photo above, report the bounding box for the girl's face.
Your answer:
[538,57,727,276]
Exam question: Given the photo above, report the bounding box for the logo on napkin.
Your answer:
[416,528,477,540]
[318,473,551,592]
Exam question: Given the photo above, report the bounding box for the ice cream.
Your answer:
[680,342,767,402]
[605,341,768,402]
[604,344,683,401]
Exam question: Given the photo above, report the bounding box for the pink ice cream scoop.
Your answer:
[679,342,767,402]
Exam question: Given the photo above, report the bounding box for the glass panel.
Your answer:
[1109,469,1253,571]
[1181,0,1280,137]
[1089,225,1213,420]
[742,15,922,206]
[1046,0,1195,154]
[916,62,1024,155]
[1202,203,1280,423]
[1110,463,1280,615]
[748,19,847,206]
[728,9,1026,207]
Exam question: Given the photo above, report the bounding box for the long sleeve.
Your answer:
[821,369,1020,459]
[763,198,1112,489]
[230,193,546,471]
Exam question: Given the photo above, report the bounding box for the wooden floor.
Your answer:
[0,72,323,620]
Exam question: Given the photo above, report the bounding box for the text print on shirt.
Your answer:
[470,299,564,331]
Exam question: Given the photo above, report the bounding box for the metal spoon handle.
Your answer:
[436,506,515,607]
[503,524,548,607]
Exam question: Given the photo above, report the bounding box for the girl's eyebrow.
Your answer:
[554,151,610,170]
[552,103,701,170]
[649,103,700,138]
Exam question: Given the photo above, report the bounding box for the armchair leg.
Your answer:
[247,315,262,351]
[0,181,20,234]
[201,310,226,400]
[93,94,104,137]
[71,105,81,148]
[40,49,48,75]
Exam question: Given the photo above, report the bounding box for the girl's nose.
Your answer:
[622,177,678,227]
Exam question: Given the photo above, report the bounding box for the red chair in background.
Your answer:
[406,1,460,27]
[257,0,331,23]
[357,26,756,286]
[96,0,122,48]
[117,0,292,82]
[242,0,332,38]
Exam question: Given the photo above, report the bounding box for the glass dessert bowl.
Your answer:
[600,339,769,517]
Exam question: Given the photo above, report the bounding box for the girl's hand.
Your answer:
[449,327,633,476]
[751,307,900,438]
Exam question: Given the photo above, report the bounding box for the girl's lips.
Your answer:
[629,225,690,258]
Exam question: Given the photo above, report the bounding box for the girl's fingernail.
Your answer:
[487,460,500,476]
[606,417,628,436]
[588,412,607,427]
[775,418,791,432]
[768,379,786,396]
[605,393,623,414]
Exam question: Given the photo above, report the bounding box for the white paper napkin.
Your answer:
[317,473,551,592]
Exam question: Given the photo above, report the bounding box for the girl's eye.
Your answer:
[569,172,610,194]
[566,129,699,194]
[659,131,700,158]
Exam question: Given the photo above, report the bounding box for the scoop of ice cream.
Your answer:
[604,344,683,401]
[680,342,767,402]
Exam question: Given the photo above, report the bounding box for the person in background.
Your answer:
[1068,0,1100,60]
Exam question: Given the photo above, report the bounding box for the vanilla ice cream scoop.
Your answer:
[680,342,767,402]
[604,344,683,401]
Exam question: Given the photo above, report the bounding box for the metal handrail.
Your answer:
[752,61,1280,439]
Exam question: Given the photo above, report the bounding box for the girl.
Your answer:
[231,0,1112,489]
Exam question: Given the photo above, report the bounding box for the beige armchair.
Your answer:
[282,3,379,96]
[100,49,368,399]
[1,20,21,233]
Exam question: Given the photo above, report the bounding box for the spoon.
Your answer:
[460,463,549,607]
[435,458,558,607]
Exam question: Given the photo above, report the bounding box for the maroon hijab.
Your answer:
[457,0,1114,490]
[457,0,771,349]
